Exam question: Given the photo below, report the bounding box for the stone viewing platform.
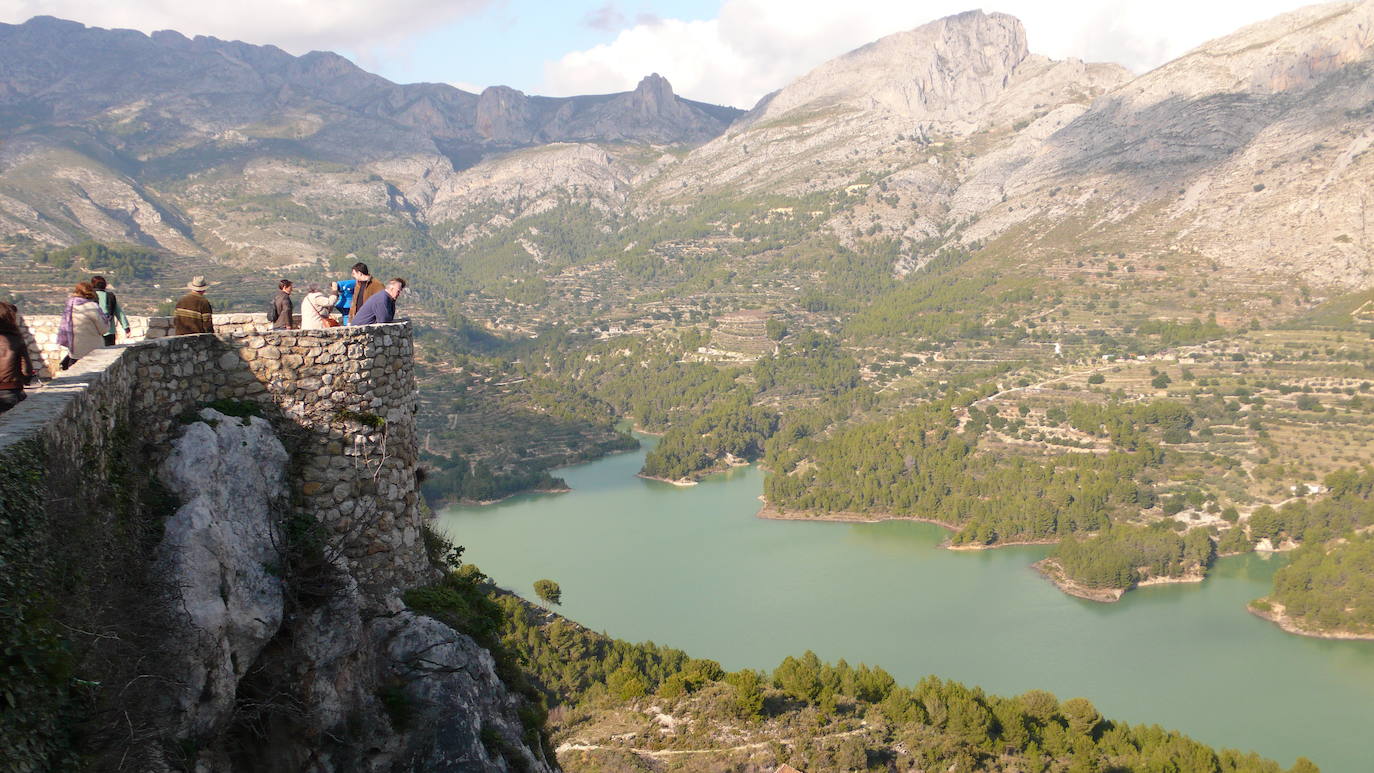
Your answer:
[0,319,559,772]
[0,320,427,591]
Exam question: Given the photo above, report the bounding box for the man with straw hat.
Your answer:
[173,276,214,335]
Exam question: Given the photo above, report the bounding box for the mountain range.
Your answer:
[2,2,1373,294]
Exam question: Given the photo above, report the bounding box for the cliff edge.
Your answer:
[0,323,554,772]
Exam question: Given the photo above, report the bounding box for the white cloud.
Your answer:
[0,0,492,54]
[541,0,1317,108]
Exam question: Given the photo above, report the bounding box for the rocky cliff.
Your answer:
[961,0,1374,286]
[742,10,1032,129]
[0,324,554,772]
[643,2,1374,287]
[638,9,1130,250]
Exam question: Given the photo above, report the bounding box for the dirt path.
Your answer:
[556,728,865,758]
[972,342,1215,409]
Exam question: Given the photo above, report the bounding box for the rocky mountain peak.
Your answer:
[743,9,1029,127]
[475,84,535,141]
[631,73,676,114]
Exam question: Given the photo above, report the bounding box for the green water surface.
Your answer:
[439,437,1374,771]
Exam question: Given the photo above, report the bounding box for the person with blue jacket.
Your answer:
[334,278,356,324]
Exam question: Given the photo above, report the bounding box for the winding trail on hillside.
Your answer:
[556,728,865,758]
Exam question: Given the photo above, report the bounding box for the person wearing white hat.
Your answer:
[173,276,214,335]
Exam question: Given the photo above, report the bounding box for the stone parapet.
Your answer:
[18,312,276,378]
[0,322,428,593]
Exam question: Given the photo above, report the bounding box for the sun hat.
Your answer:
[187,276,209,291]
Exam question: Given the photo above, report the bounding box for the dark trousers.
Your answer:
[0,388,25,414]
[103,333,117,346]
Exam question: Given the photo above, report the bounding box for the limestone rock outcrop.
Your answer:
[741,10,1031,128]
[143,406,553,772]
[155,408,290,740]
[965,0,1374,286]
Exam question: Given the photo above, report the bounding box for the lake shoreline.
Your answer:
[1032,558,1126,602]
[637,473,697,487]
[1032,558,1206,603]
[1248,600,1374,641]
[755,503,1058,551]
[758,503,956,529]
[453,486,573,507]
[440,439,1373,771]
[428,437,645,509]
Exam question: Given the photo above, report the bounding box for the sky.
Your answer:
[0,0,1324,108]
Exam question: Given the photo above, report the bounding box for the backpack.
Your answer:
[267,296,279,323]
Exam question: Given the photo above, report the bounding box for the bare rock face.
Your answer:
[629,73,677,117]
[147,410,554,772]
[743,10,1030,128]
[428,142,640,229]
[476,86,538,143]
[645,2,1374,288]
[381,612,551,771]
[539,73,740,145]
[156,408,288,740]
[642,8,1128,230]
[967,0,1374,287]
[7,4,1374,293]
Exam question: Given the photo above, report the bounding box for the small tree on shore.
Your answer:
[533,579,561,606]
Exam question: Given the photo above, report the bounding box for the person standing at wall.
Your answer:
[56,281,108,368]
[350,278,406,325]
[301,282,339,329]
[0,302,36,414]
[333,277,356,325]
[347,262,381,325]
[173,276,214,335]
[90,275,131,345]
[269,279,296,330]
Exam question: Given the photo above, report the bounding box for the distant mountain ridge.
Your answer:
[0,16,740,163]
[0,14,742,260]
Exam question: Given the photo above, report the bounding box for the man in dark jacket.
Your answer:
[174,276,214,335]
[351,278,406,325]
[347,262,381,324]
[270,279,295,330]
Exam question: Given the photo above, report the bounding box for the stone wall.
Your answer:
[0,322,428,591]
[18,312,275,378]
[0,323,556,772]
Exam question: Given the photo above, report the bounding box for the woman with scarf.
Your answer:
[57,281,109,369]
